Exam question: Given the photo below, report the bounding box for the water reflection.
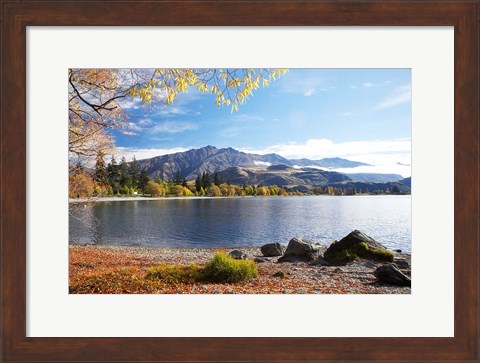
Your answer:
[69,195,411,252]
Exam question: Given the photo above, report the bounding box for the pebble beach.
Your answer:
[69,245,411,294]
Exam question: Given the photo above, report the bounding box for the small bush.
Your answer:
[146,263,202,283]
[200,252,258,283]
[272,271,285,278]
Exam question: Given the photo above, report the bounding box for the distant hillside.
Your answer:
[346,173,404,183]
[133,146,372,181]
[327,180,411,194]
[399,177,411,187]
[291,157,370,169]
[217,165,351,187]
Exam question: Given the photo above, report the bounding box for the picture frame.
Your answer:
[1,1,478,361]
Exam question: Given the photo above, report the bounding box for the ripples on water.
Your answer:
[69,195,411,252]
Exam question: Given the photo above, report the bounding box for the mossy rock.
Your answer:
[324,230,395,265]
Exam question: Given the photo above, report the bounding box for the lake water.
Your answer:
[69,195,411,252]
[70,195,411,252]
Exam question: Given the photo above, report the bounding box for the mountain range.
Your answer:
[135,146,368,180]
[132,145,408,189]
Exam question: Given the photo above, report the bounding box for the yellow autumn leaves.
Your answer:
[128,68,288,113]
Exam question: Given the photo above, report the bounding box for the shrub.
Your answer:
[272,271,285,278]
[146,264,202,283]
[144,181,166,197]
[200,252,258,283]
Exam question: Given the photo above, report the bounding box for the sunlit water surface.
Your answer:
[69,195,411,252]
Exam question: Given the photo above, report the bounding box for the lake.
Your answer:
[69,195,411,252]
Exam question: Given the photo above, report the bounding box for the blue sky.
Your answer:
[115,69,411,177]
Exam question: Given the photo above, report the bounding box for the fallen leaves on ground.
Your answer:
[69,246,410,294]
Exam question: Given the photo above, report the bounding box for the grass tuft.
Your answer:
[200,252,258,283]
[146,263,202,283]
[272,271,286,278]
[330,242,395,264]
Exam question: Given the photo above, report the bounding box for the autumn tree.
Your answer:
[69,68,287,164]
[144,181,166,197]
[68,68,287,212]
[208,185,222,197]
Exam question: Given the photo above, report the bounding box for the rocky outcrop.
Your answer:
[374,264,411,287]
[278,237,322,262]
[323,230,394,265]
[260,243,286,257]
[229,250,247,260]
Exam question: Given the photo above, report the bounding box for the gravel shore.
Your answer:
[69,245,411,294]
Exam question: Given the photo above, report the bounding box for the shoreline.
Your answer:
[69,245,411,294]
[70,243,411,254]
[69,194,410,203]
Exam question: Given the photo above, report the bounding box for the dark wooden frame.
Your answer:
[1,1,478,362]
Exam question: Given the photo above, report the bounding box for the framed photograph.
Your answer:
[1,1,478,362]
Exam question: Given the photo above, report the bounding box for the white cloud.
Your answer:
[350,81,391,89]
[239,138,411,177]
[376,84,411,109]
[117,147,189,162]
[127,122,144,132]
[332,164,410,177]
[154,106,187,117]
[280,74,331,96]
[254,161,272,167]
[121,131,138,136]
[151,121,197,134]
[119,98,141,110]
[304,88,316,97]
[217,127,241,138]
[232,114,264,123]
[138,118,153,127]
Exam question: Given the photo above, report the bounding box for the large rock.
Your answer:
[261,243,286,257]
[229,250,247,260]
[310,256,330,266]
[374,264,411,287]
[393,257,410,269]
[323,230,394,264]
[278,237,322,262]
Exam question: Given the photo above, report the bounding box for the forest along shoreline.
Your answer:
[69,230,411,294]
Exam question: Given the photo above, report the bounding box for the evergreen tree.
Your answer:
[119,157,131,188]
[139,168,150,192]
[195,176,202,192]
[182,178,188,187]
[214,172,222,186]
[131,156,139,189]
[94,152,108,186]
[202,172,211,187]
[174,171,182,185]
[107,156,119,183]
